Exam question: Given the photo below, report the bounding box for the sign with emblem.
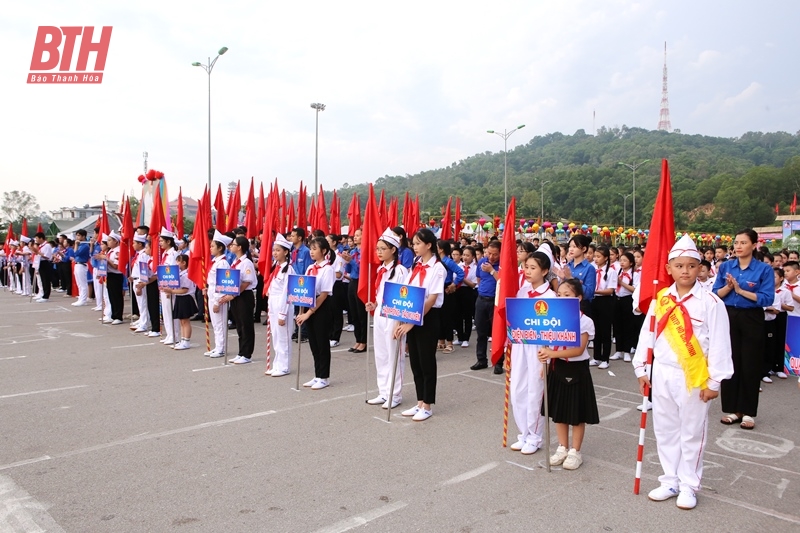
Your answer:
[505,297,581,346]
[287,274,316,308]
[157,265,180,289]
[380,281,426,326]
[95,259,107,277]
[139,261,150,279]
[215,268,241,295]
[786,315,800,377]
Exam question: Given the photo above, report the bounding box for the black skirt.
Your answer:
[543,358,599,425]
[173,294,198,319]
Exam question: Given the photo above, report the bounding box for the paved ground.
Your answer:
[1,289,799,532]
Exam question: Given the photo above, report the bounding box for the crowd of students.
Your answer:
[2,222,799,510]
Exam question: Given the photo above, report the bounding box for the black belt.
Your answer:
[76,262,87,265]
[478,295,494,301]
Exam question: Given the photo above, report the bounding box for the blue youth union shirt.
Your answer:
[712,258,773,308]
[567,258,596,300]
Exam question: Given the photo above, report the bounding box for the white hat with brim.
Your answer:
[213,230,233,247]
[108,231,121,242]
[379,228,400,249]
[133,234,148,244]
[160,227,174,239]
[273,233,292,250]
[668,233,702,261]
[20,236,31,243]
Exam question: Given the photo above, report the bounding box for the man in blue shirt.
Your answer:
[290,227,312,341]
[472,240,500,372]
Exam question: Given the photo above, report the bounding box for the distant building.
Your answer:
[51,201,120,222]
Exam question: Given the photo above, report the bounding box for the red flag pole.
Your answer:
[634,282,658,494]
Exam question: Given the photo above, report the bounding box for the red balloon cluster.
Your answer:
[137,169,165,183]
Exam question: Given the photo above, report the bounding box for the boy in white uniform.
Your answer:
[633,234,733,510]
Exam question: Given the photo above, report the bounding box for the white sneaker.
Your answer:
[510,440,524,451]
[129,323,139,330]
[589,359,600,366]
[412,408,432,421]
[521,442,539,455]
[161,338,175,345]
[71,301,88,306]
[311,379,329,390]
[173,341,190,350]
[381,399,401,409]
[676,490,697,510]
[623,353,632,362]
[401,406,420,417]
[209,351,225,358]
[367,396,387,405]
[637,399,653,412]
[562,448,582,470]
[330,340,340,347]
[270,369,290,377]
[598,361,609,369]
[111,319,123,325]
[36,298,49,303]
[134,327,148,333]
[762,376,773,383]
[92,306,102,311]
[609,352,622,360]
[343,324,354,332]
[146,331,161,338]
[203,350,216,356]
[228,356,243,364]
[303,378,318,387]
[776,371,788,379]
[102,317,113,324]
[647,485,679,501]
[233,356,251,365]
[461,341,469,348]
[549,445,569,466]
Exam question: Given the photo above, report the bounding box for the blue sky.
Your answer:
[2,0,798,213]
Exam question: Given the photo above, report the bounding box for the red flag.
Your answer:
[214,185,226,232]
[309,200,317,233]
[454,197,461,239]
[402,192,411,231]
[21,218,28,238]
[412,195,420,233]
[347,193,361,235]
[176,188,185,239]
[298,183,307,231]
[441,196,453,241]
[188,188,211,289]
[148,186,166,269]
[491,197,518,366]
[4,222,15,255]
[286,194,296,232]
[98,204,110,240]
[244,177,257,238]
[357,184,383,305]
[317,186,329,234]
[258,189,277,284]
[280,189,288,233]
[792,193,797,215]
[330,190,342,235]
[638,159,676,313]
[119,196,134,276]
[257,182,266,230]
[36,222,44,235]
[388,197,398,228]
[776,203,780,216]
[378,189,388,230]
[226,181,241,231]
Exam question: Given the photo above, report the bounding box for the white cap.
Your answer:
[9,240,18,246]
[101,233,110,242]
[273,233,292,250]
[668,233,702,261]
[537,243,554,267]
[212,230,233,247]
[108,231,121,242]
[379,228,400,249]
[159,227,174,239]
[20,235,31,243]
[133,233,148,244]
[67,233,75,241]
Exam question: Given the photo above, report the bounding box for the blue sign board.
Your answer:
[505,297,581,346]
[786,315,800,377]
[215,268,241,295]
[380,281,426,326]
[157,265,181,289]
[139,261,150,279]
[96,259,107,277]
[287,274,317,308]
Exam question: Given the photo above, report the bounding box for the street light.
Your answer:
[487,125,526,213]
[192,46,228,194]
[540,179,550,230]
[311,103,326,203]
[618,159,650,227]
[618,193,632,228]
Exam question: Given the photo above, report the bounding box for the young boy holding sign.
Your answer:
[632,234,733,510]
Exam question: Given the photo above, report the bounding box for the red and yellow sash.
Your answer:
[655,288,709,391]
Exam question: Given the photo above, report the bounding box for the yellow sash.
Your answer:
[654,288,709,392]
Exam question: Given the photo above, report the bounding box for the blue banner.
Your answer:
[287,274,317,308]
[157,265,181,289]
[138,261,150,279]
[215,268,241,295]
[380,281,426,326]
[506,297,581,346]
[96,259,107,277]
[786,315,800,377]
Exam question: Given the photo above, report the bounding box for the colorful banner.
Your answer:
[157,265,180,289]
[287,274,316,308]
[506,297,581,346]
[380,281,426,326]
[215,268,241,295]
[786,315,800,377]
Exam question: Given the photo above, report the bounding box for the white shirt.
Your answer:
[375,262,410,316]
[39,242,53,260]
[160,248,178,267]
[131,250,150,280]
[107,246,121,274]
[632,282,734,391]
[405,256,446,308]
[178,268,196,295]
[616,267,636,297]
[784,280,800,317]
[332,252,346,281]
[231,255,258,290]
[305,260,334,296]
[268,261,296,318]
[555,313,595,363]
[594,264,618,294]
[458,260,478,288]
[208,254,231,297]
[765,287,792,321]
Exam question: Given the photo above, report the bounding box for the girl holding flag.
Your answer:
[203,231,232,358]
[158,228,180,345]
[266,234,295,376]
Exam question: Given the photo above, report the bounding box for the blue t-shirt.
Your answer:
[567,258,596,300]
[345,247,361,279]
[712,257,773,308]
[74,243,90,264]
[441,256,464,286]
[291,244,312,279]
[398,247,415,269]
[476,257,498,297]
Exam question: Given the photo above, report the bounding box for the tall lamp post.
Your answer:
[487,125,525,213]
[618,193,631,228]
[192,46,229,194]
[540,179,550,229]
[311,103,326,203]
[618,159,649,227]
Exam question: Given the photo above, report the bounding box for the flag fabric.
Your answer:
[244,177,257,239]
[317,185,329,234]
[454,197,461,239]
[298,183,307,231]
[258,188,278,286]
[402,192,411,231]
[412,195,420,234]
[226,181,241,232]
[176,188,185,239]
[214,185,226,232]
[148,186,166,269]
[4,222,15,255]
[792,193,797,215]
[280,188,288,233]
[357,184,383,305]
[21,218,28,239]
[36,222,44,235]
[377,189,388,230]
[258,182,266,231]
[309,201,317,233]
[330,190,341,235]
[98,204,110,240]
[388,197,398,228]
[119,196,134,276]
[347,193,361,235]
[188,188,211,289]
[286,194,295,232]
[491,197,518,366]
[776,203,780,216]
[638,159,676,313]
[441,196,453,241]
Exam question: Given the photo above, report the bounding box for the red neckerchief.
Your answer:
[310,262,323,276]
[409,261,429,286]
[459,264,470,288]
[231,258,241,269]
[528,287,547,298]
[596,268,603,289]
[617,269,632,295]
[656,293,694,340]
[291,249,298,262]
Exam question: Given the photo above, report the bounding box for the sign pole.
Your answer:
[294,333,302,390]
[223,302,229,366]
[365,269,371,402]
[385,337,402,422]
[543,360,551,473]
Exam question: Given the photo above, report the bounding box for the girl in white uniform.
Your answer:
[204,231,232,358]
[509,251,556,455]
[158,228,179,345]
[611,251,638,363]
[266,233,295,376]
[165,254,198,350]
[130,234,151,333]
[365,229,409,409]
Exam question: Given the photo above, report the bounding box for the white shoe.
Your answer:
[461,341,469,348]
[111,319,123,325]
[381,399,401,409]
[598,361,609,369]
[589,359,600,366]
[161,338,175,344]
[71,301,88,306]
[343,324,354,332]
[609,352,622,360]
[270,369,290,377]
[648,485,679,502]
[173,341,190,350]
[134,327,148,333]
[562,449,582,470]
[510,440,524,451]
[776,371,788,379]
[303,378,318,387]
[36,298,49,303]
[521,442,539,455]
[209,351,225,358]
[102,317,113,324]
[203,350,217,356]
[146,331,161,338]
[129,323,139,330]
[330,340,339,347]
[623,353,632,362]
[401,406,420,417]
[92,306,102,311]
[762,376,773,383]
[549,445,569,466]
[367,396,387,405]
[233,356,251,365]
[311,378,329,390]
[412,408,432,421]
[637,399,653,412]
[676,490,697,510]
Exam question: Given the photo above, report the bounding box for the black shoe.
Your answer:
[291,334,298,340]
[262,319,269,326]
[353,347,366,353]
[300,337,309,343]
[253,317,261,323]
[228,324,236,330]
[470,362,488,371]
[493,364,504,375]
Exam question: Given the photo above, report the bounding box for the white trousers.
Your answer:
[160,292,175,342]
[22,268,31,295]
[652,362,710,493]
[93,271,103,306]
[134,285,149,329]
[35,271,43,298]
[209,295,226,353]
[102,283,112,319]
[267,305,293,373]
[510,344,546,447]
[373,315,404,402]
[74,264,88,303]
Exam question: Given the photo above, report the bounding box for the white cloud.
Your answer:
[723,82,763,107]
[691,50,721,68]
